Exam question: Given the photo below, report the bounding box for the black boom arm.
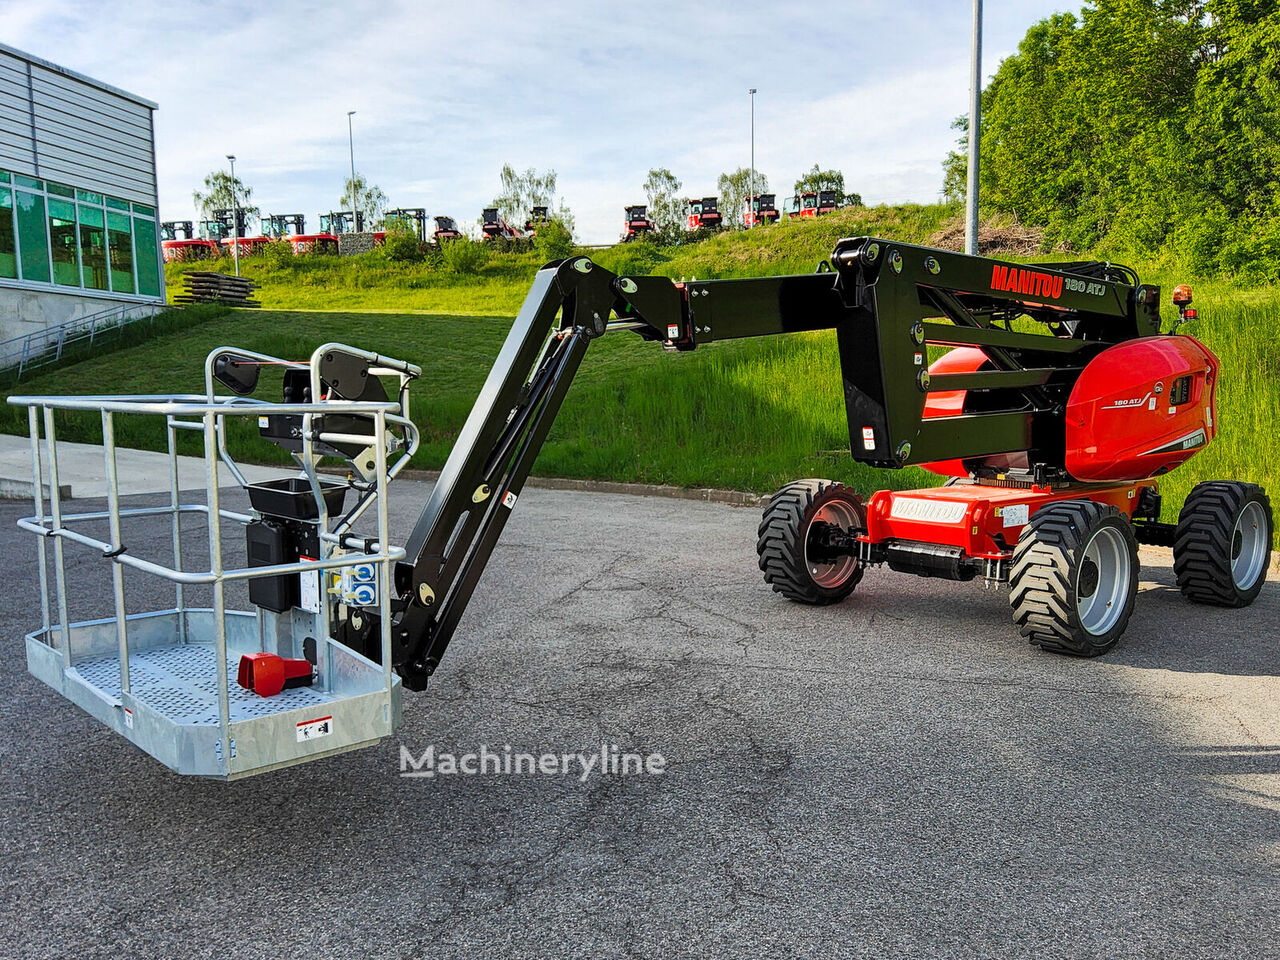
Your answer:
[388,239,1157,689]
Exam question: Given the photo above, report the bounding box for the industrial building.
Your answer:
[0,42,163,354]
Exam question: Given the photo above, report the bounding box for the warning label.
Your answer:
[296,716,333,742]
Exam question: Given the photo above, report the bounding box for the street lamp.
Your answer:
[347,110,358,233]
[964,0,983,255]
[748,88,757,227]
[226,153,239,277]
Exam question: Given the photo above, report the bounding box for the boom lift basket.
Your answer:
[11,343,419,779]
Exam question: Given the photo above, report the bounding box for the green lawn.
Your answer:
[5,203,1276,535]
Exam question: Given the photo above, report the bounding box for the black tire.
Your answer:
[1009,500,1139,657]
[757,479,865,605]
[1173,481,1272,607]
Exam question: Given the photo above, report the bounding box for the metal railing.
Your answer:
[7,341,422,778]
[0,301,161,378]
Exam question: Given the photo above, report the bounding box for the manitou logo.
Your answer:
[990,264,1064,300]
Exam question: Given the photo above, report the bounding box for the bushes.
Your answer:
[440,238,490,274]
[383,227,424,263]
[533,218,574,261]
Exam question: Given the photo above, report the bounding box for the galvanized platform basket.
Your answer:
[11,343,420,779]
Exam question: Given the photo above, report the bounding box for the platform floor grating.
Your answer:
[70,642,335,725]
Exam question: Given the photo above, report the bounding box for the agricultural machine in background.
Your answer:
[385,208,429,244]
[686,197,722,231]
[211,207,270,258]
[784,190,841,219]
[432,215,463,242]
[481,207,523,241]
[320,210,385,246]
[524,206,550,237]
[264,214,339,254]
[745,193,780,227]
[12,235,1271,780]
[623,205,654,240]
[160,221,221,262]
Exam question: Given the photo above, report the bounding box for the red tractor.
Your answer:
[481,207,523,241]
[384,208,429,244]
[623,205,654,240]
[432,215,463,243]
[744,193,780,227]
[160,221,221,262]
[524,206,550,238]
[264,214,339,254]
[320,210,386,246]
[686,197,722,231]
[784,190,841,219]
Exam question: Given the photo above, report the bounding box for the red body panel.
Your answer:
[919,347,989,477]
[288,233,339,254]
[161,239,220,262]
[222,237,273,256]
[1064,335,1218,482]
[863,481,1153,560]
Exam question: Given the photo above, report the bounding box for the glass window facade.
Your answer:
[0,188,15,280]
[133,217,160,298]
[15,190,50,283]
[107,212,133,293]
[78,205,109,290]
[48,198,80,287]
[0,167,161,300]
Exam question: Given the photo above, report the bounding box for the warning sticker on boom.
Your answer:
[861,427,876,451]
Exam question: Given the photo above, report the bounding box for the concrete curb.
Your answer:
[393,468,766,507]
[0,479,73,501]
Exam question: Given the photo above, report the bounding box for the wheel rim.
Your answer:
[804,500,859,589]
[1231,501,1268,590]
[1076,525,1130,636]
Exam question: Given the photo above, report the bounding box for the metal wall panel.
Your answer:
[0,51,36,172]
[0,47,157,206]
[30,66,156,204]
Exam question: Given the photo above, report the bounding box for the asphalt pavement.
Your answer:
[1,478,1278,960]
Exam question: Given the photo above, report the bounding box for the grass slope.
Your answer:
[6,203,1275,535]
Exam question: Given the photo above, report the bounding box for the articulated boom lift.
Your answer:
[13,237,1271,777]
[369,238,1270,690]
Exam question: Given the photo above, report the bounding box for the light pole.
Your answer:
[347,110,358,233]
[226,153,239,277]
[964,0,983,255]
[748,88,757,227]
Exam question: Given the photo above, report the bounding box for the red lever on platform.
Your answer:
[237,653,314,697]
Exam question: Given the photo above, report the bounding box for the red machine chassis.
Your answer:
[860,479,1154,572]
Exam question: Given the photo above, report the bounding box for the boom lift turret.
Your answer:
[12,237,1271,777]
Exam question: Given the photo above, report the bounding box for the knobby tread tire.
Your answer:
[1009,499,1139,657]
[1173,481,1272,607]
[757,479,864,605]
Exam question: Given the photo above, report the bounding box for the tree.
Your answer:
[340,173,388,230]
[717,168,768,228]
[941,117,969,206]
[643,167,684,239]
[794,165,844,197]
[492,165,562,228]
[192,170,259,228]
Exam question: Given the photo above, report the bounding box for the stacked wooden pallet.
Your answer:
[173,272,262,308]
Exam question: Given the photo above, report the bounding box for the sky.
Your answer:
[5,0,1073,244]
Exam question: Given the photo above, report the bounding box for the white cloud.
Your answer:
[5,0,1067,243]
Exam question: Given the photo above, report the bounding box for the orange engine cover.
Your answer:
[1065,335,1218,482]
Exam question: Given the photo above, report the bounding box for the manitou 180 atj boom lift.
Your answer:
[12,238,1271,778]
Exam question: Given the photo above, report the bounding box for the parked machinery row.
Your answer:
[619,188,846,239]
[160,208,466,262]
